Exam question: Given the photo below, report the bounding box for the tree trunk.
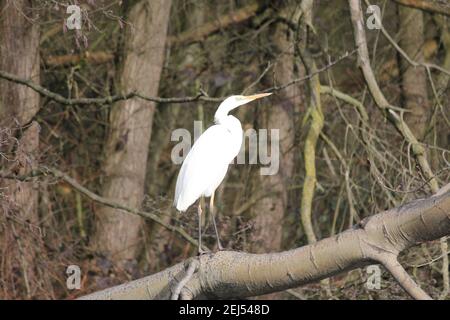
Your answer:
[93,0,172,263]
[250,5,298,253]
[145,1,208,264]
[398,5,429,138]
[0,0,40,297]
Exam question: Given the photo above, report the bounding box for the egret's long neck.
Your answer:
[214,101,235,124]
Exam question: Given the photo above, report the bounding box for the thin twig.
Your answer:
[264,48,358,93]
[380,255,432,300]
[1,167,206,251]
[0,48,354,107]
[0,69,221,105]
[365,0,450,77]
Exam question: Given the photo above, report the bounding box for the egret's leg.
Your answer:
[210,192,223,250]
[197,199,206,255]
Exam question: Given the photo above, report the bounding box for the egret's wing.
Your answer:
[174,125,236,211]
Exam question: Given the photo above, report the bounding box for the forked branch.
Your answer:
[79,185,450,300]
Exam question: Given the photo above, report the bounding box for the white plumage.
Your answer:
[173,93,272,253]
[174,124,242,211]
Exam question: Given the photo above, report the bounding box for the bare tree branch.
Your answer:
[0,167,204,251]
[379,255,432,300]
[390,0,450,17]
[44,3,263,67]
[169,3,261,46]
[49,167,209,250]
[349,0,450,299]
[0,49,356,106]
[0,49,354,107]
[0,69,221,105]
[297,0,324,244]
[366,0,450,77]
[171,259,199,300]
[78,186,450,300]
[348,0,439,192]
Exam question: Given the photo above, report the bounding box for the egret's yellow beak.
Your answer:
[243,92,272,102]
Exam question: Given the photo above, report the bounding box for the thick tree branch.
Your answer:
[78,185,450,300]
[390,0,450,17]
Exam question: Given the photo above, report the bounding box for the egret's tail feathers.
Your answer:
[174,198,188,212]
[176,205,187,212]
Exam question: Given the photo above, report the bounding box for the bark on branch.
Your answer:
[390,0,450,17]
[79,185,450,300]
[350,0,449,297]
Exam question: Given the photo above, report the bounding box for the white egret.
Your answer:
[174,93,272,254]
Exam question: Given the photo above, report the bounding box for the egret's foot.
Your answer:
[217,243,224,251]
[197,249,207,256]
